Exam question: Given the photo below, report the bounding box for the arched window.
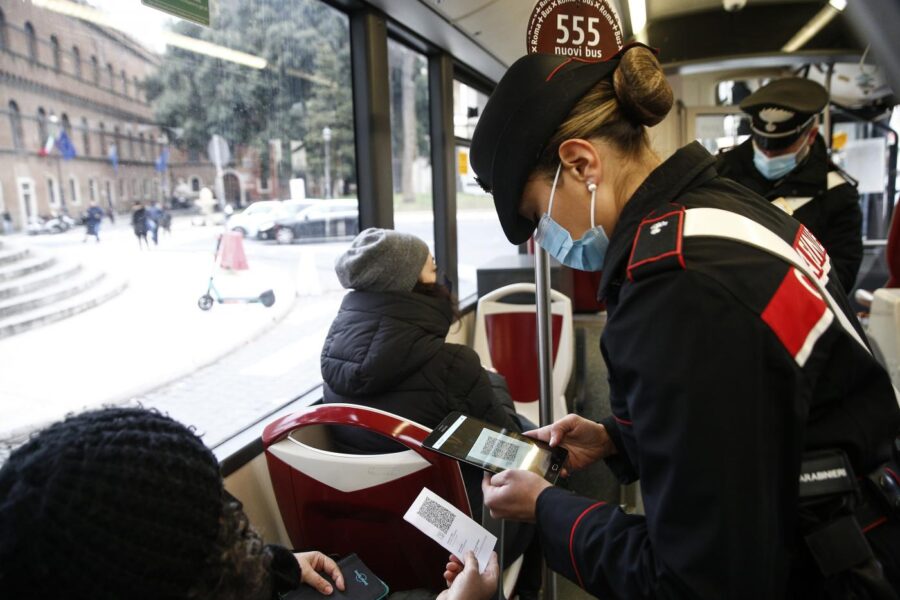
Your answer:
[61,113,71,136]
[72,46,81,79]
[24,22,37,63]
[106,63,114,90]
[0,9,8,50]
[91,55,100,85]
[138,132,146,159]
[133,76,141,101]
[113,125,122,157]
[50,35,61,72]
[191,177,201,192]
[37,107,48,145]
[81,117,91,156]
[8,101,23,151]
[121,70,129,96]
[98,122,106,155]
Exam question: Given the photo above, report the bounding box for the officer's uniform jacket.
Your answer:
[536,142,900,599]
[716,136,862,292]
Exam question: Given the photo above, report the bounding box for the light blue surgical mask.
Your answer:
[753,141,808,181]
[533,164,609,272]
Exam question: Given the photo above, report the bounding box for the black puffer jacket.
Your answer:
[321,290,520,453]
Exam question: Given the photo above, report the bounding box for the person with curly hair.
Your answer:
[0,407,497,600]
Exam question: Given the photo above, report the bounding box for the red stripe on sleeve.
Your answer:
[761,268,830,364]
[569,502,607,589]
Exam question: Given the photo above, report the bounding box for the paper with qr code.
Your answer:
[466,429,534,470]
[403,487,496,573]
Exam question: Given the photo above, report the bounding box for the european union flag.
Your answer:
[56,131,76,160]
[155,146,169,173]
[108,143,118,174]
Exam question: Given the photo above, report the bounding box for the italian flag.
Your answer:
[38,134,55,157]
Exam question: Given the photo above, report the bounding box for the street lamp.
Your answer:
[322,126,332,199]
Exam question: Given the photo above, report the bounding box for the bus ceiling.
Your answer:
[372,0,898,108]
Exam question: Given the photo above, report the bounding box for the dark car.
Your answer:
[272,199,359,244]
[255,200,314,240]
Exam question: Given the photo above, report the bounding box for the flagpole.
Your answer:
[50,115,67,212]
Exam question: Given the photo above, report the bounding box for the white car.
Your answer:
[225,201,283,238]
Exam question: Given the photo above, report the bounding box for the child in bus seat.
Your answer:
[0,407,497,600]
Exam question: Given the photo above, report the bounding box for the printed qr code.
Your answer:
[481,435,520,463]
[418,497,455,534]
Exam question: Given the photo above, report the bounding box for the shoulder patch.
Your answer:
[627,204,686,282]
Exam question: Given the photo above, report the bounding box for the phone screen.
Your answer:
[423,413,567,483]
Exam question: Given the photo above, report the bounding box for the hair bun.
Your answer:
[613,46,673,127]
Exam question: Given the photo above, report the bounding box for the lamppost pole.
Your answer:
[322,126,332,199]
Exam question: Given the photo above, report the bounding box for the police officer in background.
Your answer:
[717,77,863,292]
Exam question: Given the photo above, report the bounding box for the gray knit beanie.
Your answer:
[335,228,430,292]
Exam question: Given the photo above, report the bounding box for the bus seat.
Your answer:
[261,404,471,593]
[473,283,574,425]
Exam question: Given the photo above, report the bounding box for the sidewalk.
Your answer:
[0,218,299,440]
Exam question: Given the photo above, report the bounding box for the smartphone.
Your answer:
[422,412,568,483]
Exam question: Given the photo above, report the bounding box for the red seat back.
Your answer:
[887,198,900,288]
[485,313,562,404]
[262,404,470,592]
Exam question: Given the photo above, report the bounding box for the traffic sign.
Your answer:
[527,0,624,59]
[207,134,231,169]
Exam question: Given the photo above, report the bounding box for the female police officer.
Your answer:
[469,45,900,598]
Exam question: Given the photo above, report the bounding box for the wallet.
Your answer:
[282,553,389,600]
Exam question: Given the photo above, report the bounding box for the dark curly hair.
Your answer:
[190,496,273,600]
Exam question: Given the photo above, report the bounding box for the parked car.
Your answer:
[256,199,315,240]
[272,199,359,244]
[225,200,283,238]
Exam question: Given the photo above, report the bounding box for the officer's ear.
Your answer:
[558,139,602,186]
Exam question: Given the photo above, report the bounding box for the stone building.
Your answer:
[0,0,217,230]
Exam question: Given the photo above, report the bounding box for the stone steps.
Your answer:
[0,255,56,283]
[0,269,106,318]
[0,247,29,266]
[0,242,127,338]
[0,274,128,339]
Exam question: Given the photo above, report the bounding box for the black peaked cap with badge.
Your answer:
[740,77,829,151]
[471,45,652,245]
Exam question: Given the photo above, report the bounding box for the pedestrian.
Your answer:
[0,407,499,600]
[160,204,172,235]
[716,78,863,292]
[131,201,149,250]
[147,200,163,246]
[1,210,12,235]
[469,44,900,598]
[82,200,104,243]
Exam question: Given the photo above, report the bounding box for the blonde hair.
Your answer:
[536,47,674,174]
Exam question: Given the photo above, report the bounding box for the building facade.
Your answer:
[0,1,218,230]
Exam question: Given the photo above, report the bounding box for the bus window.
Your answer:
[0,0,356,449]
[389,40,434,251]
[454,81,519,300]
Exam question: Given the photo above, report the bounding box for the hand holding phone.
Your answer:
[422,413,568,483]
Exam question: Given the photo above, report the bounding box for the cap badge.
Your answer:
[759,107,795,133]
